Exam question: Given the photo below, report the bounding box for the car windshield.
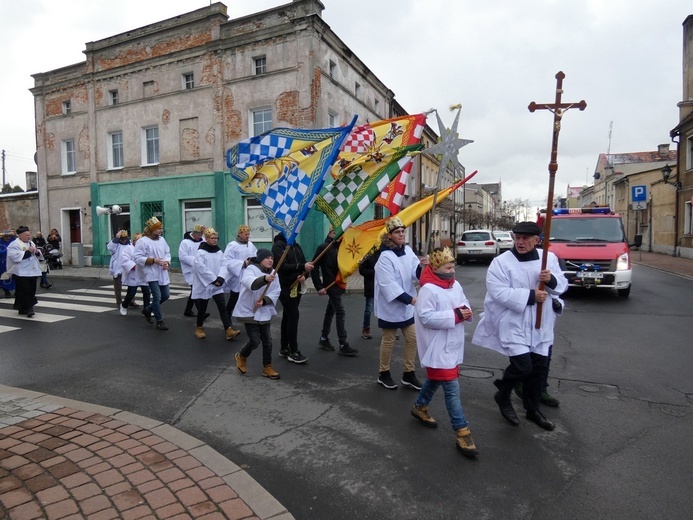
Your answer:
[463,232,491,241]
[495,232,510,239]
[550,218,625,242]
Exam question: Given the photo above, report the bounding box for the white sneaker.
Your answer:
[119,306,127,316]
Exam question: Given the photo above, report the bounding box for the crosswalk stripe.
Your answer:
[0,309,73,323]
[42,293,119,305]
[0,299,113,314]
[0,324,21,333]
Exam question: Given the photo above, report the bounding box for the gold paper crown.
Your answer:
[238,224,251,234]
[145,217,162,230]
[132,233,142,242]
[386,216,405,233]
[429,247,455,268]
[192,224,205,233]
[116,230,129,238]
[204,227,218,238]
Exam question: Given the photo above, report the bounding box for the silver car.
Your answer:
[456,230,500,264]
[493,231,513,251]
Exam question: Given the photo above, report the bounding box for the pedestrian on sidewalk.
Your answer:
[192,227,239,341]
[472,221,567,431]
[311,227,358,357]
[119,233,151,316]
[410,247,478,458]
[271,232,314,364]
[6,226,42,317]
[179,224,204,317]
[233,249,282,379]
[222,224,257,336]
[374,216,429,391]
[358,250,380,339]
[134,217,171,330]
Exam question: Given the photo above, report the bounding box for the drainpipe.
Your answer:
[671,134,680,257]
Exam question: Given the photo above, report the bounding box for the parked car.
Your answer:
[493,231,513,251]
[456,230,499,264]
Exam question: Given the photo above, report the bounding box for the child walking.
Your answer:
[233,248,282,379]
[410,247,479,458]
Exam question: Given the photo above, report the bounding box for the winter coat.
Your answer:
[311,235,344,295]
[271,233,308,294]
[358,251,380,298]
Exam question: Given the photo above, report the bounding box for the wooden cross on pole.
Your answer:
[528,71,586,328]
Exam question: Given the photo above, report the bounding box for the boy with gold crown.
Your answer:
[410,246,479,458]
[134,217,171,330]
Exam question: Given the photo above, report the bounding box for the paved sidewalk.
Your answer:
[0,385,293,520]
[630,250,693,280]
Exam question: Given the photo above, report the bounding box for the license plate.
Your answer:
[468,250,481,254]
[577,271,603,279]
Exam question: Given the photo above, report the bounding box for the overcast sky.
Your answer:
[1,0,691,209]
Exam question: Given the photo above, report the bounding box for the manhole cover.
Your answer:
[459,368,494,379]
[578,384,601,393]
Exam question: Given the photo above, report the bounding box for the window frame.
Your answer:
[182,72,194,90]
[62,100,71,115]
[108,131,124,170]
[687,135,693,171]
[355,82,361,99]
[109,90,119,105]
[141,126,160,166]
[251,108,272,137]
[182,200,213,233]
[329,60,336,79]
[61,139,76,175]
[684,200,692,236]
[254,56,266,76]
[328,110,337,128]
[245,198,273,242]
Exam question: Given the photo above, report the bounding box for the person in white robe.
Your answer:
[411,247,478,458]
[134,217,171,330]
[179,225,204,317]
[472,221,568,431]
[107,230,136,308]
[118,233,151,316]
[6,226,42,317]
[191,228,239,340]
[222,224,257,335]
[233,248,281,380]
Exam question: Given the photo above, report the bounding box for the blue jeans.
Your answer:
[363,296,374,328]
[123,284,151,309]
[147,282,170,323]
[416,378,468,430]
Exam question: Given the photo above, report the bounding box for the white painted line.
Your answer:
[0,325,21,333]
[0,309,73,323]
[0,299,113,313]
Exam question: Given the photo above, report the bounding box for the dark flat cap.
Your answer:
[512,221,541,236]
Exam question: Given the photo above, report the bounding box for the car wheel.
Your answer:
[617,286,631,298]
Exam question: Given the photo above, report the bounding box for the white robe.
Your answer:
[120,244,146,287]
[472,249,568,357]
[178,238,201,285]
[222,240,257,293]
[374,246,420,324]
[6,239,42,277]
[107,240,128,277]
[415,280,472,369]
[134,236,171,285]
[232,263,281,323]
[192,247,225,300]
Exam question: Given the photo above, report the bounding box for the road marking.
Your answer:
[0,299,113,313]
[0,309,73,323]
[0,324,21,333]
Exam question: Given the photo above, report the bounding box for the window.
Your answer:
[109,90,119,105]
[183,200,212,232]
[62,139,76,174]
[329,60,336,78]
[246,198,272,241]
[143,80,155,98]
[62,101,71,115]
[355,82,361,99]
[142,126,159,165]
[182,73,194,90]
[687,136,693,171]
[108,132,124,169]
[685,200,692,236]
[328,111,337,128]
[251,108,272,136]
[254,56,266,76]
[374,99,380,113]
[141,201,163,232]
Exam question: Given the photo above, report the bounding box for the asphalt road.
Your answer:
[1,264,692,519]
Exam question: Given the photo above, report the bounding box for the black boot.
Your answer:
[493,379,520,426]
[183,297,196,317]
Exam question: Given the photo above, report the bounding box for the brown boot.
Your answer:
[194,327,206,339]
[410,405,438,428]
[361,327,372,339]
[262,364,280,380]
[455,427,479,458]
[235,352,247,374]
[226,327,241,340]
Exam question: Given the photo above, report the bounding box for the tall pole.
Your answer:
[2,149,6,188]
[528,71,586,328]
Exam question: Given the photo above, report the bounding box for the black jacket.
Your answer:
[311,235,344,295]
[272,233,309,292]
[358,251,380,298]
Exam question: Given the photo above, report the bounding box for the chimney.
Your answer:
[657,143,670,156]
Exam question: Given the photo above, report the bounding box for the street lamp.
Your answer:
[661,164,682,189]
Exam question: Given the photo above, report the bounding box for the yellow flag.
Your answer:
[338,172,477,280]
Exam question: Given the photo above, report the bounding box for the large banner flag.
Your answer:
[227,118,356,244]
[337,171,477,279]
[374,160,415,215]
[314,114,426,236]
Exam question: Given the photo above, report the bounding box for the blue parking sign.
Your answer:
[632,185,647,202]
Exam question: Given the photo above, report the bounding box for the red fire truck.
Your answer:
[548,207,640,298]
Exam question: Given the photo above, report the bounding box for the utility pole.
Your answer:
[2,149,5,188]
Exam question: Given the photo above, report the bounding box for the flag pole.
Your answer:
[256,244,291,305]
